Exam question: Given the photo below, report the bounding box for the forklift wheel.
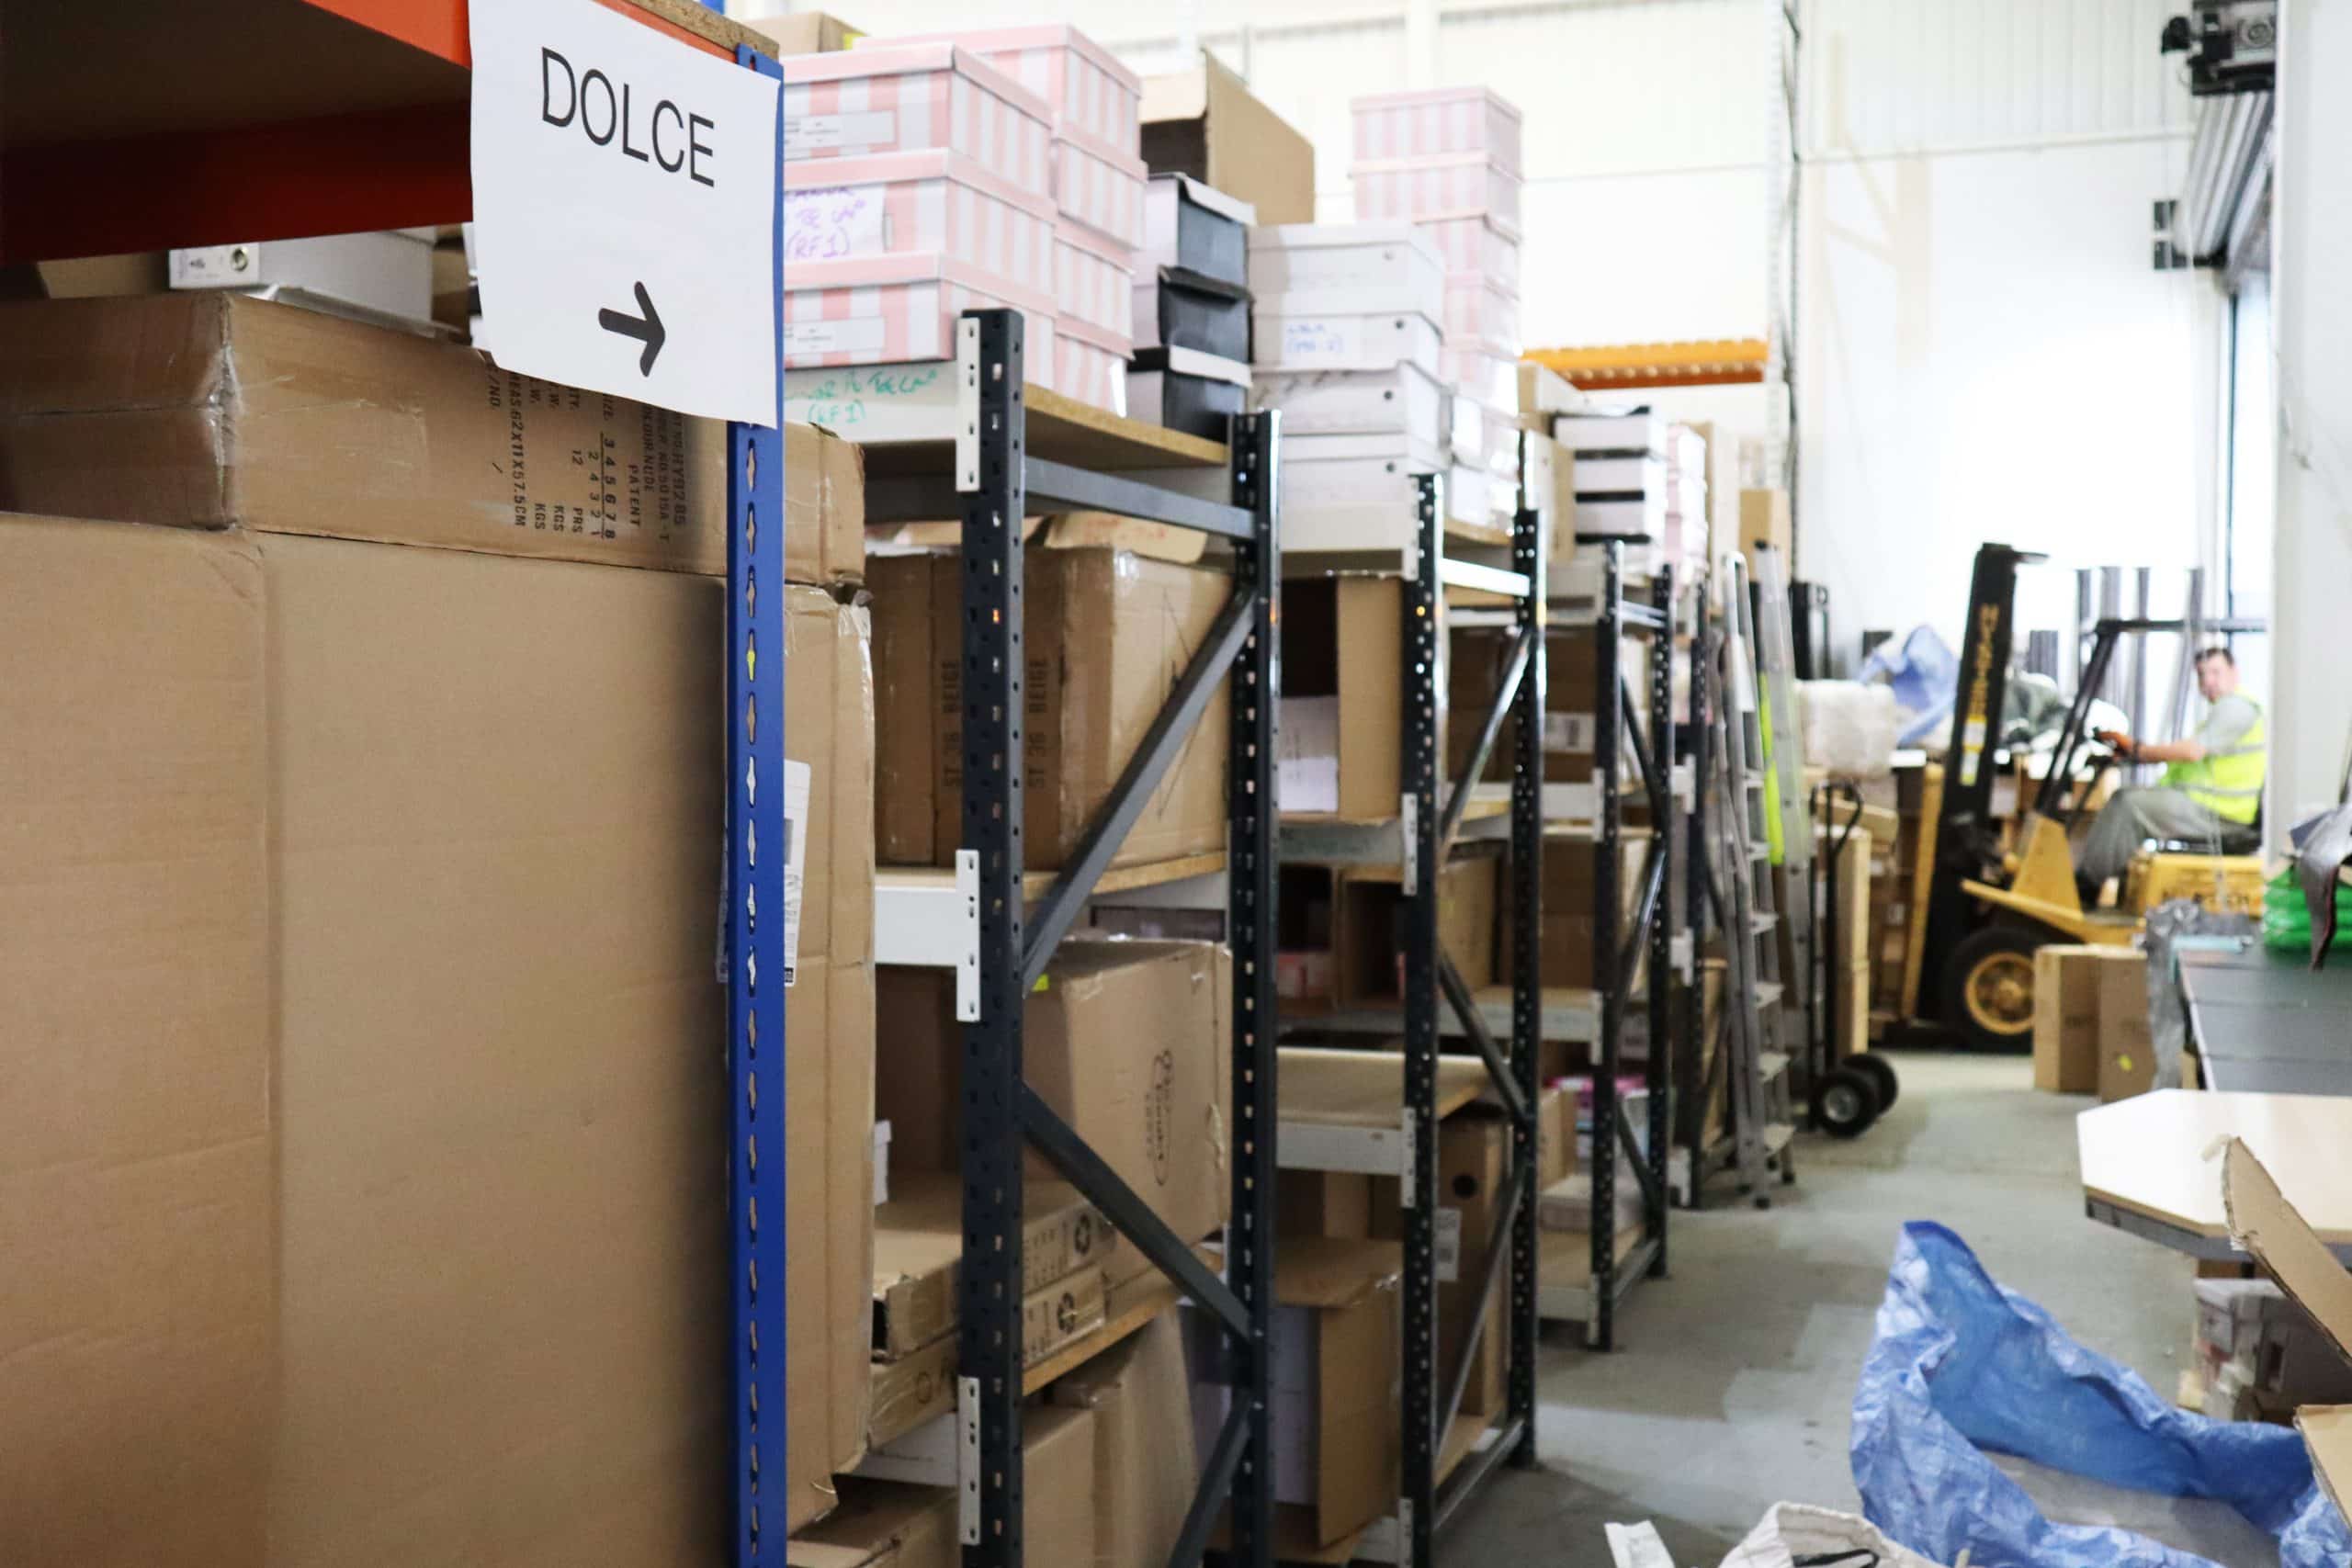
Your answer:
[1849,1052,1901,1111]
[1814,1066,1882,1140]
[1942,926,2043,1052]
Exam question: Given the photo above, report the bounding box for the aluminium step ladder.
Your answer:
[1745,545,1816,1051]
[1712,562,1799,1203]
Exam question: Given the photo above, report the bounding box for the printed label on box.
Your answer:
[1434,1206,1462,1284]
[787,109,897,152]
[1274,317,1365,368]
[786,317,890,358]
[1545,712,1595,754]
[781,759,811,987]
[784,185,888,261]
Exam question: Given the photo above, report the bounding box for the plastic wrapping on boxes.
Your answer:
[1852,1222,2349,1568]
[1796,681,1898,779]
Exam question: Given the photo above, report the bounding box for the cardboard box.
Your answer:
[2217,1139,2352,1499]
[784,418,870,587]
[0,513,876,1558]
[2098,948,2155,1102]
[1279,863,1341,1010]
[877,940,1233,1288]
[2032,944,2108,1093]
[1738,487,1792,574]
[1048,1309,1201,1568]
[1141,51,1316,224]
[1540,1081,1577,1187]
[1333,854,1498,1007]
[1503,828,1653,991]
[1369,1113,1510,1418]
[1279,1170,1376,1241]
[0,293,731,575]
[870,547,1229,871]
[1282,575,1409,821]
[745,8,865,55]
[786,1480,956,1568]
[872,1172,1116,1359]
[1201,1238,1399,1548]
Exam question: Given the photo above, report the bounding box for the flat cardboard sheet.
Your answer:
[2080,1091,2352,1245]
[1279,1046,1490,1127]
[2220,1139,2352,1516]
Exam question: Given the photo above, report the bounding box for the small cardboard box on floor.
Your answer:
[788,1407,1097,1568]
[2032,944,2109,1093]
[877,940,1232,1291]
[0,509,875,1557]
[870,547,1228,872]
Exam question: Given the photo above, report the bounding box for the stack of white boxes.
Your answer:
[1246,222,1448,551]
[1554,408,1706,566]
[1349,86,1526,530]
[779,28,1148,415]
[780,45,1063,380]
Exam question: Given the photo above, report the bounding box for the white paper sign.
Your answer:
[469,0,780,425]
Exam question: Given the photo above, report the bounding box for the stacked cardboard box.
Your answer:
[1348,86,1526,531]
[2030,944,2152,1099]
[865,25,1149,414]
[794,1406,1100,1566]
[1866,762,1932,1024]
[1141,51,1318,227]
[0,292,875,1554]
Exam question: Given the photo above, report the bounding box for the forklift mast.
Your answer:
[1918,544,2044,1017]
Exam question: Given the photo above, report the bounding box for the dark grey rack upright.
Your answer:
[1577,541,1677,1352]
[902,308,1281,1568]
[1279,473,1546,1566]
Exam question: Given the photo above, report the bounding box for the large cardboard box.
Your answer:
[1141,51,1316,224]
[0,294,866,588]
[871,1172,1117,1359]
[878,941,1233,1288]
[1191,1239,1399,1550]
[1283,575,1410,820]
[0,513,876,1559]
[1333,853,1499,1006]
[871,547,1229,870]
[2098,947,2156,1102]
[1504,828,1654,991]
[1048,1309,1202,1568]
[742,7,865,54]
[2032,944,2108,1093]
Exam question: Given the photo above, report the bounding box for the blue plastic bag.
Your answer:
[1858,625,1958,748]
[1852,1222,2351,1568]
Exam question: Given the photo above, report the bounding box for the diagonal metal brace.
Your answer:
[1438,950,1529,1126]
[1166,1399,1253,1568]
[1440,624,1535,852]
[1024,588,1257,987]
[1018,1085,1251,1341]
[1619,674,1665,815]
[1613,840,1668,998]
[1616,1112,1666,1221]
[1440,1170,1526,1443]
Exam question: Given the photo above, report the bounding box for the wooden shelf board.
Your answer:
[1280,1045,1491,1127]
[876,851,1226,904]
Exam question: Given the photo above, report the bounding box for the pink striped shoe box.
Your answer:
[783,44,1052,200]
[784,152,1056,300]
[1351,86,1523,175]
[1053,220,1136,349]
[1417,213,1521,281]
[1055,318,1129,416]
[1351,153,1522,231]
[877,25,1142,155]
[1052,129,1148,249]
[1442,273,1521,356]
[783,254,1058,384]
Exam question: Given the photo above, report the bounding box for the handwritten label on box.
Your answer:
[785,186,887,262]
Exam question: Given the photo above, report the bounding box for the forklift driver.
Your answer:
[2080,646,2265,899]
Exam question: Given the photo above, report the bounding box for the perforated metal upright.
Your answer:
[1584,543,1676,1352]
[934,310,1279,1568]
[729,36,788,1568]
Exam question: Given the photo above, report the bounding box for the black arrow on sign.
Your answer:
[598,281,666,376]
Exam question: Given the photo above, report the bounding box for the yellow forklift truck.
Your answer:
[1911,544,2266,1048]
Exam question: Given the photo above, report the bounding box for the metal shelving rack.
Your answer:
[864,310,1281,1568]
[1532,545,1678,1351]
[1279,476,1544,1567]
[1,9,797,1565]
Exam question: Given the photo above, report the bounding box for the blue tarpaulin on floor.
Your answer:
[1851,1221,2351,1568]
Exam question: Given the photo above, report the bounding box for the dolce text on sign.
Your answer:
[470,0,780,425]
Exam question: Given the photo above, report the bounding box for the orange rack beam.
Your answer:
[1525,338,1770,392]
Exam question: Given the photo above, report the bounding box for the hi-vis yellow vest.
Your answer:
[2165,699,2265,825]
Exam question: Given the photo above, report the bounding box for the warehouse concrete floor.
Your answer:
[1445,1051,2194,1563]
